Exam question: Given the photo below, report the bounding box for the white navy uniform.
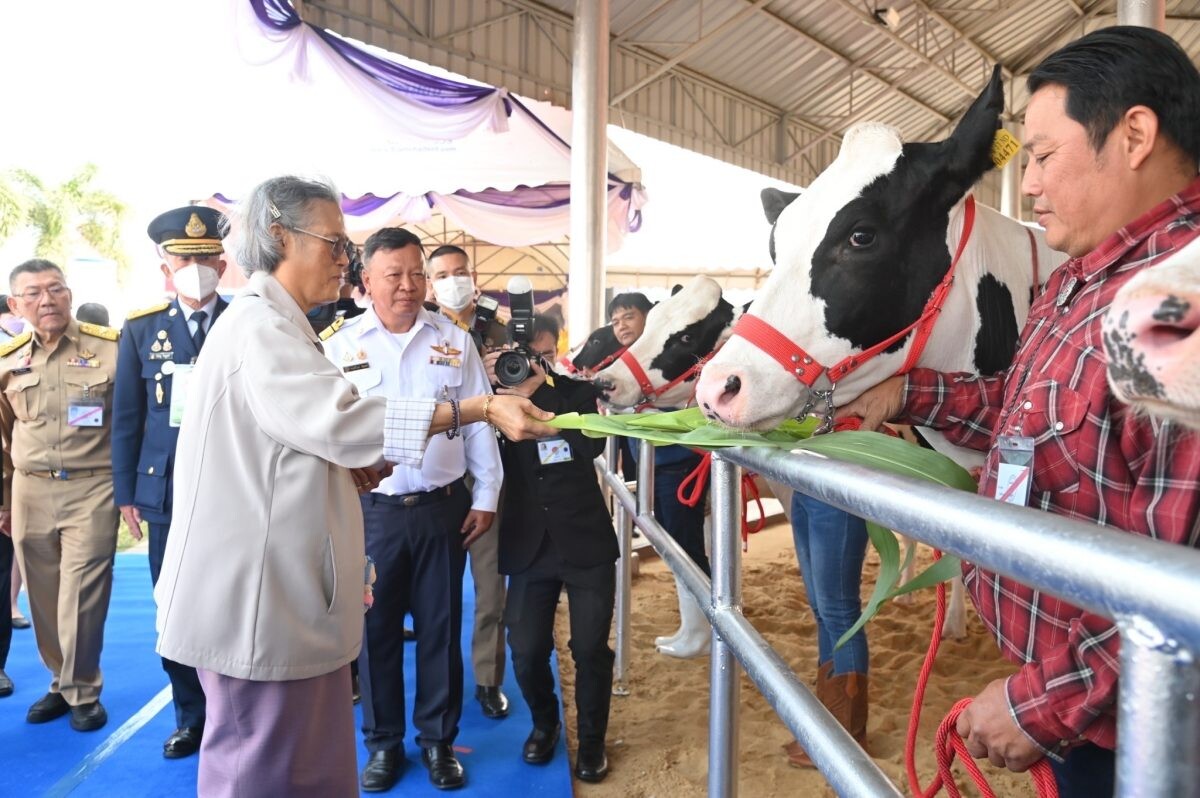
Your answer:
[323,307,501,508]
[321,306,502,753]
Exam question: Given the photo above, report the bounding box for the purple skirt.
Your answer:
[196,664,358,798]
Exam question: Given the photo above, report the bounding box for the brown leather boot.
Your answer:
[781,661,834,768]
[782,666,868,769]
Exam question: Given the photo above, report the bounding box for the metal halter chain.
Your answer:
[618,346,720,408]
[731,195,977,430]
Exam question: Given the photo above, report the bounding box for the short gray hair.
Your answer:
[227,176,340,276]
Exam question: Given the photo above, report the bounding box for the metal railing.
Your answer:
[597,438,1200,798]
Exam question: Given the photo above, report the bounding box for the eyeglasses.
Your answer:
[15,284,69,303]
[291,227,354,261]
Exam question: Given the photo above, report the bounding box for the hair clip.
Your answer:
[267,200,282,220]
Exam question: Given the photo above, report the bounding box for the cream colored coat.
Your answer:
[155,272,423,681]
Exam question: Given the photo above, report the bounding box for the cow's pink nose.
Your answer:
[697,369,745,422]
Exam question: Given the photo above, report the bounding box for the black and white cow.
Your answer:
[695,67,1064,445]
[594,277,744,409]
[558,323,622,376]
[1104,234,1200,430]
[692,67,1066,640]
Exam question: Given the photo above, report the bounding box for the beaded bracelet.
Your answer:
[445,396,461,440]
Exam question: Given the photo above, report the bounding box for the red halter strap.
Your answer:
[560,346,627,377]
[618,347,718,404]
[732,195,976,387]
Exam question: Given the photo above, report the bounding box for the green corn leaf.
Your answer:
[549,410,977,642]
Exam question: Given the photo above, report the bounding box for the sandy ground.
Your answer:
[550,518,1040,798]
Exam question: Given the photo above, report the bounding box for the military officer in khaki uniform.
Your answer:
[0,258,120,732]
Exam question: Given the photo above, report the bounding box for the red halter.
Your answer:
[618,346,719,406]
[731,195,977,388]
[558,346,627,377]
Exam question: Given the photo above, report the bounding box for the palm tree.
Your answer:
[2,164,129,276]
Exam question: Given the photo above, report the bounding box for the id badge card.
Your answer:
[537,437,573,465]
[67,402,104,427]
[994,435,1034,506]
[168,365,194,428]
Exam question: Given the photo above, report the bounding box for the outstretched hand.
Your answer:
[488,394,557,440]
[834,375,906,432]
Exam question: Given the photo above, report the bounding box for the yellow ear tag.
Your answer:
[991,128,1021,169]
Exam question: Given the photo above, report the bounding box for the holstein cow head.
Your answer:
[1103,235,1200,430]
[559,323,623,376]
[697,66,1007,430]
[595,276,736,409]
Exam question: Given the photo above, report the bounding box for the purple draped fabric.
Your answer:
[249,0,508,111]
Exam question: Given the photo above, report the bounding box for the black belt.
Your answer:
[22,468,109,481]
[365,478,463,508]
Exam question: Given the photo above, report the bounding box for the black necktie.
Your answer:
[191,310,208,352]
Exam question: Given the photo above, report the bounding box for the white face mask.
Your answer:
[173,263,220,302]
[432,275,475,312]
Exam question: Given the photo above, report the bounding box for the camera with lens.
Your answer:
[494,276,543,387]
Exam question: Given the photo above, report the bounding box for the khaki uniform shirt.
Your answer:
[0,320,120,506]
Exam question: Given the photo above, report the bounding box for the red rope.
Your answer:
[675,452,768,550]
[906,551,1059,798]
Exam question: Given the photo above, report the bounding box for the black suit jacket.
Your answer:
[497,376,619,575]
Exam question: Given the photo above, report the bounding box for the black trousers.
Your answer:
[359,481,469,752]
[1050,741,1115,798]
[148,522,206,729]
[505,535,615,747]
[654,454,711,576]
[0,532,11,669]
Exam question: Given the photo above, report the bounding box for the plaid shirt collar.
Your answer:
[1068,174,1200,284]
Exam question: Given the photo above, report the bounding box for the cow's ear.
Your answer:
[945,64,1005,180]
[671,284,684,296]
[761,188,800,225]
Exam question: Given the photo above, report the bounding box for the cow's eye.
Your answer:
[848,229,876,248]
[680,334,693,344]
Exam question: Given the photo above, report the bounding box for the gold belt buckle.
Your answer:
[402,494,419,507]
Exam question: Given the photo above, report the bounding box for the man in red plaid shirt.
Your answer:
[841,26,1200,796]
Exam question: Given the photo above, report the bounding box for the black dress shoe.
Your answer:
[403,626,416,641]
[421,744,465,790]
[26,692,69,723]
[352,673,361,705]
[475,685,509,719]
[360,750,403,792]
[163,727,202,759]
[522,724,560,765]
[0,669,12,697]
[11,615,30,629]
[574,742,609,783]
[69,701,107,732]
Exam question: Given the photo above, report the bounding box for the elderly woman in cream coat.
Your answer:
[154,176,553,798]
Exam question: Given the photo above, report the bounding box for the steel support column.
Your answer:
[607,438,632,695]
[1116,615,1200,797]
[1000,122,1023,220]
[708,455,742,797]
[568,0,609,347]
[1118,0,1166,28]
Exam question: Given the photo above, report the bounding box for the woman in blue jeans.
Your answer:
[782,492,870,768]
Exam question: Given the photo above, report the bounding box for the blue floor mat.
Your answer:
[0,552,572,797]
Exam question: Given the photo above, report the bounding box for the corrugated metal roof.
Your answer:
[307,0,1200,187]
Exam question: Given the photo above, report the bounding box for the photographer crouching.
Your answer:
[483,292,617,783]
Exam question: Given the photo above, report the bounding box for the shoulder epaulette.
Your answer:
[79,322,119,341]
[126,301,170,321]
[319,316,345,341]
[452,318,471,333]
[0,331,31,358]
